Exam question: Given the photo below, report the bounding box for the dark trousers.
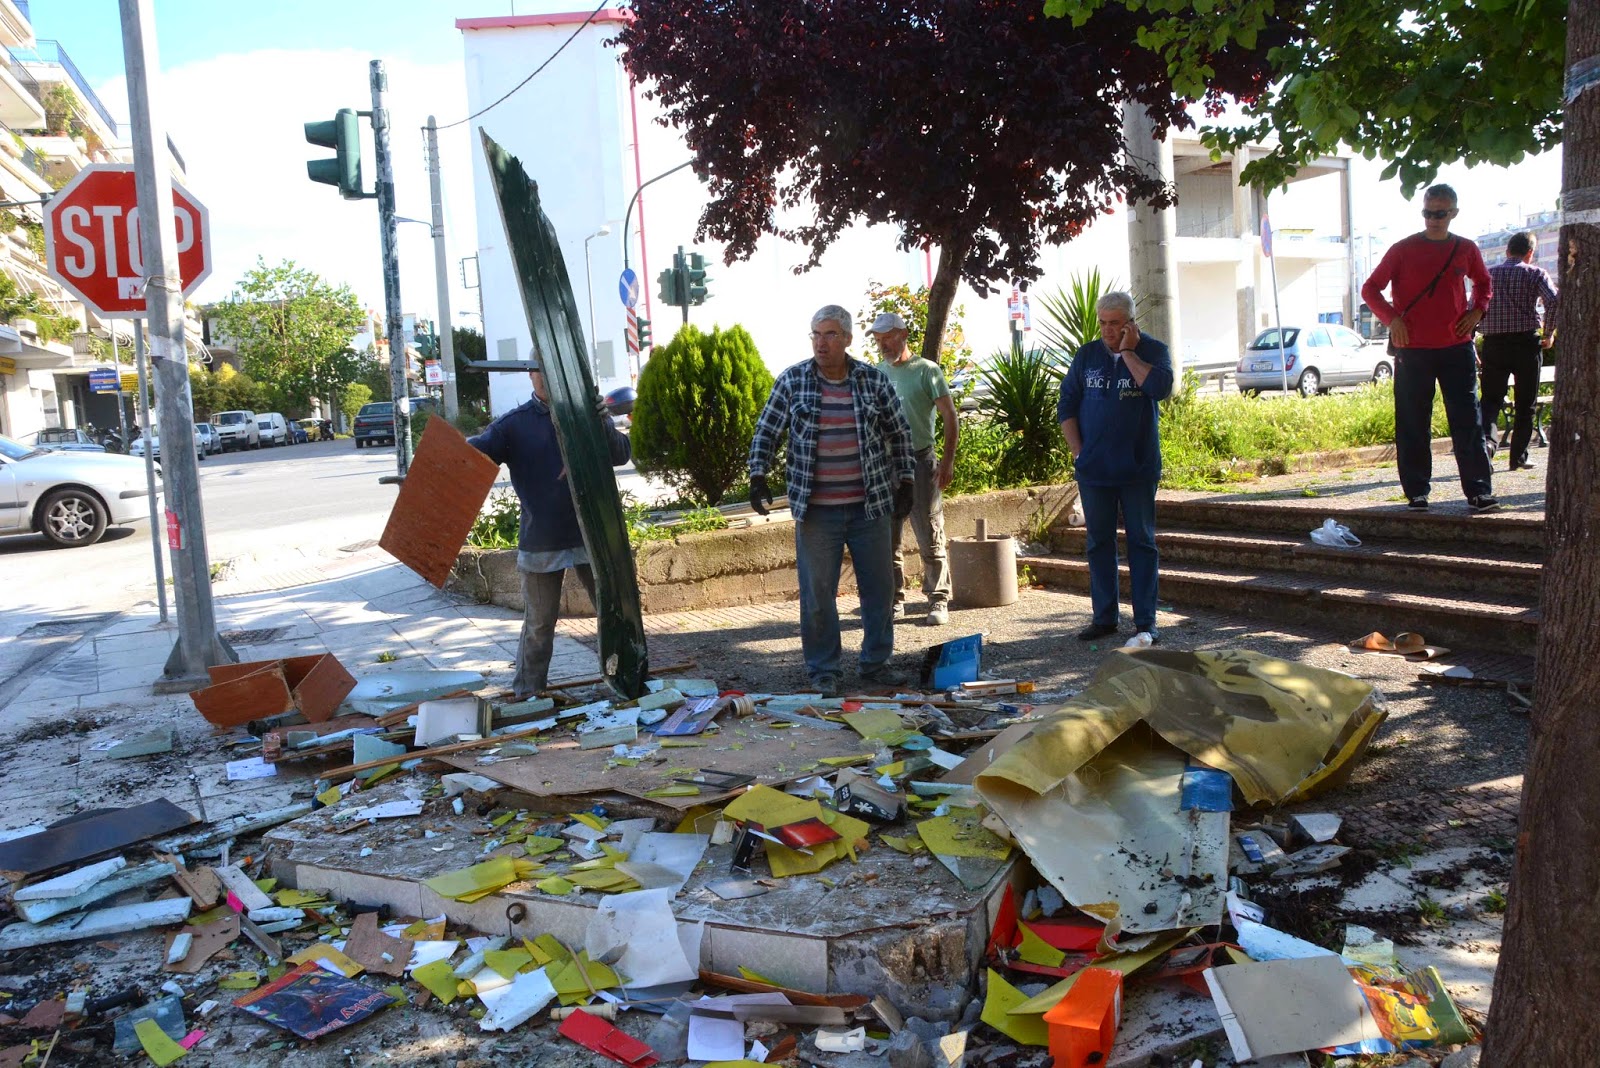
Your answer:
[1479,331,1542,466]
[1078,481,1159,632]
[514,564,595,696]
[1394,343,1493,501]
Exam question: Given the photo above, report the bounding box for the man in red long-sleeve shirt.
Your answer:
[1361,184,1499,513]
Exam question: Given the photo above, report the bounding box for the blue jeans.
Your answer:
[1078,481,1158,632]
[795,503,895,679]
[1394,343,1493,500]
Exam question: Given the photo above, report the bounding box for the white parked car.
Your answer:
[130,427,205,463]
[0,434,158,547]
[214,410,261,451]
[195,423,221,457]
[256,412,290,447]
[1235,324,1392,396]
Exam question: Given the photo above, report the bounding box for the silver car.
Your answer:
[0,434,158,547]
[195,423,221,457]
[1235,324,1392,396]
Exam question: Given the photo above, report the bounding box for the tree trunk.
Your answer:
[921,236,971,365]
[1482,1,1600,1060]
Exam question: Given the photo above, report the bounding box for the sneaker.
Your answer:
[1077,621,1118,641]
[859,664,914,689]
[808,673,842,698]
[924,603,949,627]
[1511,457,1536,471]
[892,602,906,621]
[1407,496,1430,511]
[1468,495,1501,513]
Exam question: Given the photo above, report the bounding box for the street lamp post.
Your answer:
[584,224,612,379]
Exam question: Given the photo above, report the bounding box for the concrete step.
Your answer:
[1027,555,1540,655]
[1155,497,1546,551]
[1050,526,1543,600]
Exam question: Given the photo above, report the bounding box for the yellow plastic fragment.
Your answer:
[1015,923,1067,968]
[521,836,565,856]
[532,934,572,963]
[485,948,534,979]
[723,785,820,829]
[412,959,460,1004]
[403,918,445,940]
[218,971,260,990]
[550,954,619,1005]
[565,869,639,892]
[876,761,907,777]
[840,709,904,740]
[537,876,574,896]
[423,856,518,900]
[490,811,517,827]
[134,1018,188,1066]
[880,835,926,854]
[252,877,278,893]
[287,943,364,977]
[644,784,700,798]
[315,785,342,807]
[672,805,720,834]
[916,812,1013,861]
[188,906,232,926]
[817,754,873,767]
[363,762,401,785]
[382,983,406,1009]
[737,966,780,985]
[981,968,1049,1046]
[523,938,554,966]
[275,888,329,908]
[570,812,609,831]
[1011,931,1194,1014]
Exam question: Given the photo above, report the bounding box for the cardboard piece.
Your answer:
[344,912,413,978]
[380,417,501,588]
[558,1007,659,1066]
[233,962,395,1039]
[164,914,240,974]
[19,1000,63,1030]
[1204,956,1383,1061]
[0,799,197,879]
[191,654,356,727]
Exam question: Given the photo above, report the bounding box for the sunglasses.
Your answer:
[1421,209,1455,220]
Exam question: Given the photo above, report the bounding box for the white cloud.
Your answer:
[97,48,481,328]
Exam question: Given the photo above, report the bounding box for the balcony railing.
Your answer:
[3,48,38,100]
[10,39,118,134]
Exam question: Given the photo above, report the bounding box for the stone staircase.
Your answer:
[1031,498,1544,654]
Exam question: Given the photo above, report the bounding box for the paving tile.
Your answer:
[200,779,316,823]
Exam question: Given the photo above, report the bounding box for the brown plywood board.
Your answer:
[342,911,413,978]
[190,663,293,726]
[164,913,239,974]
[380,418,501,588]
[440,721,878,810]
[288,653,357,723]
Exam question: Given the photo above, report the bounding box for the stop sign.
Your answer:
[43,164,211,319]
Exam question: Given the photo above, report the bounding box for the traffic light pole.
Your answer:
[119,0,233,686]
[372,61,411,482]
[425,117,459,422]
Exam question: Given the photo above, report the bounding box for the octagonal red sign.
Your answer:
[43,163,211,319]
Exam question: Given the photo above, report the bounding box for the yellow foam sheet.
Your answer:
[723,785,822,829]
[916,810,1013,861]
[550,954,619,1005]
[423,856,518,900]
[532,933,571,963]
[484,948,533,979]
[1011,930,1194,1014]
[413,959,460,1003]
[981,968,1050,1046]
[765,808,870,877]
[976,650,1380,933]
[134,1018,188,1066]
[288,943,364,977]
[1016,922,1066,967]
[841,709,905,740]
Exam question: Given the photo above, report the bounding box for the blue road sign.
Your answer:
[88,368,120,394]
[619,268,639,309]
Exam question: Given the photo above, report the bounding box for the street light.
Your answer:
[584,224,612,379]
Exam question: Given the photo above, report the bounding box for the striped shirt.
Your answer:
[1482,257,1558,335]
[810,377,866,506]
[748,356,915,521]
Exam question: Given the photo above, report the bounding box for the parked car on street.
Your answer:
[295,418,323,443]
[288,421,310,445]
[194,423,220,457]
[353,401,395,448]
[1235,324,1392,397]
[0,434,158,547]
[131,427,205,463]
[22,427,106,453]
[214,410,261,451]
[256,412,290,447]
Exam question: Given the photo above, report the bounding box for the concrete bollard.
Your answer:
[948,517,1018,608]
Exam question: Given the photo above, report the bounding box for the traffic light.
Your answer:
[656,266,681,307]
[636,317,652,350]
[305,108,364,200]
[686,251,710,305]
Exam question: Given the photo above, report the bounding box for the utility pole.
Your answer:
[132,320,167,623]
[425,116,459,421]
[119,0,231,684]
[1121,101,1181,362]
[372,61,410,481]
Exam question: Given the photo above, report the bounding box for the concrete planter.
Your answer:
[453,484,1080,617]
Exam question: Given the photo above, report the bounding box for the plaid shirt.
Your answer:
[1482,257,1558,335]
[748,356,914,521]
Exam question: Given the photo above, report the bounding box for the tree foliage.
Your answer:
[631,323,774,507]
[452,326,489,414]
[1046,0,1565,193]
[212,258,366,415]
[616,1,1274,363]
[340,382,373,428]
[857,282,973,379]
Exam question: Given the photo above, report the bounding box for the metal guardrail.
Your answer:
[3,49,39,102]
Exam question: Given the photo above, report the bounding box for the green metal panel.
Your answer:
[479,131,648,699]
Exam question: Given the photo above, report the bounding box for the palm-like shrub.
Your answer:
[632,323,773,506]
[977,346,1069,487]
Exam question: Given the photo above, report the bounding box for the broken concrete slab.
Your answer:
[13,856,127,901]
[98,728,176,760]
[15,860,176,924]
[0,896,193,950]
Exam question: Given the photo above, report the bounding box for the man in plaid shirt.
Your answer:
[1479,231,1558,472]
[748,304,916,696]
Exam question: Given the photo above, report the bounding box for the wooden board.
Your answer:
[379,418,500,588]
[0,800,198,879]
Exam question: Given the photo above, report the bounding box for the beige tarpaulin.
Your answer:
[976,649,1382,934]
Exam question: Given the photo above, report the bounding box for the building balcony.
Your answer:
[0,0,32,52]
[0,49,41,129]
[23,131,88,180]
[1269,232,1349,261]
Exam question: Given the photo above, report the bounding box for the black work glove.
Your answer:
[594,394,612,421]
[894,480,915,520]
[749,474,773,516]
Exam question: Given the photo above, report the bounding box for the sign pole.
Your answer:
[110,330,129,451]
[119,0,231,683]
[372,61,411,482]
[425,116,459,422]
[133,319,168,624]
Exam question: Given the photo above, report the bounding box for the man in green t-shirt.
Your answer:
[867,312,958,625]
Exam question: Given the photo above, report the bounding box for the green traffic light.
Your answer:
[305,108,364,200]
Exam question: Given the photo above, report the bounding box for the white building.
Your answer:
[457,6,1354,416]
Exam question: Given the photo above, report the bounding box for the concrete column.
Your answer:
[1121,102,1181,360]
[1231,147,1256,353]
[1342,157,1358,327]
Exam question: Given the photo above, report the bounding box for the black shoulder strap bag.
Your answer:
[1387,237,1460,357]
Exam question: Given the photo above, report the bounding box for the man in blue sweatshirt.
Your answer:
[1056,291,1175,645]
[469,364,631,698]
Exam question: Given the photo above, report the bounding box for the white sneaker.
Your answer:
[924,604,949,626]
[892,602,906,621]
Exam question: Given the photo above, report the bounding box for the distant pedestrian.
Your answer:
[1360,184,1498,512]
[469,361,631,699]
[1057,291,1174,645]
[1479,231,1557,472]
[866,312,957,627]
[747,305,916,697]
